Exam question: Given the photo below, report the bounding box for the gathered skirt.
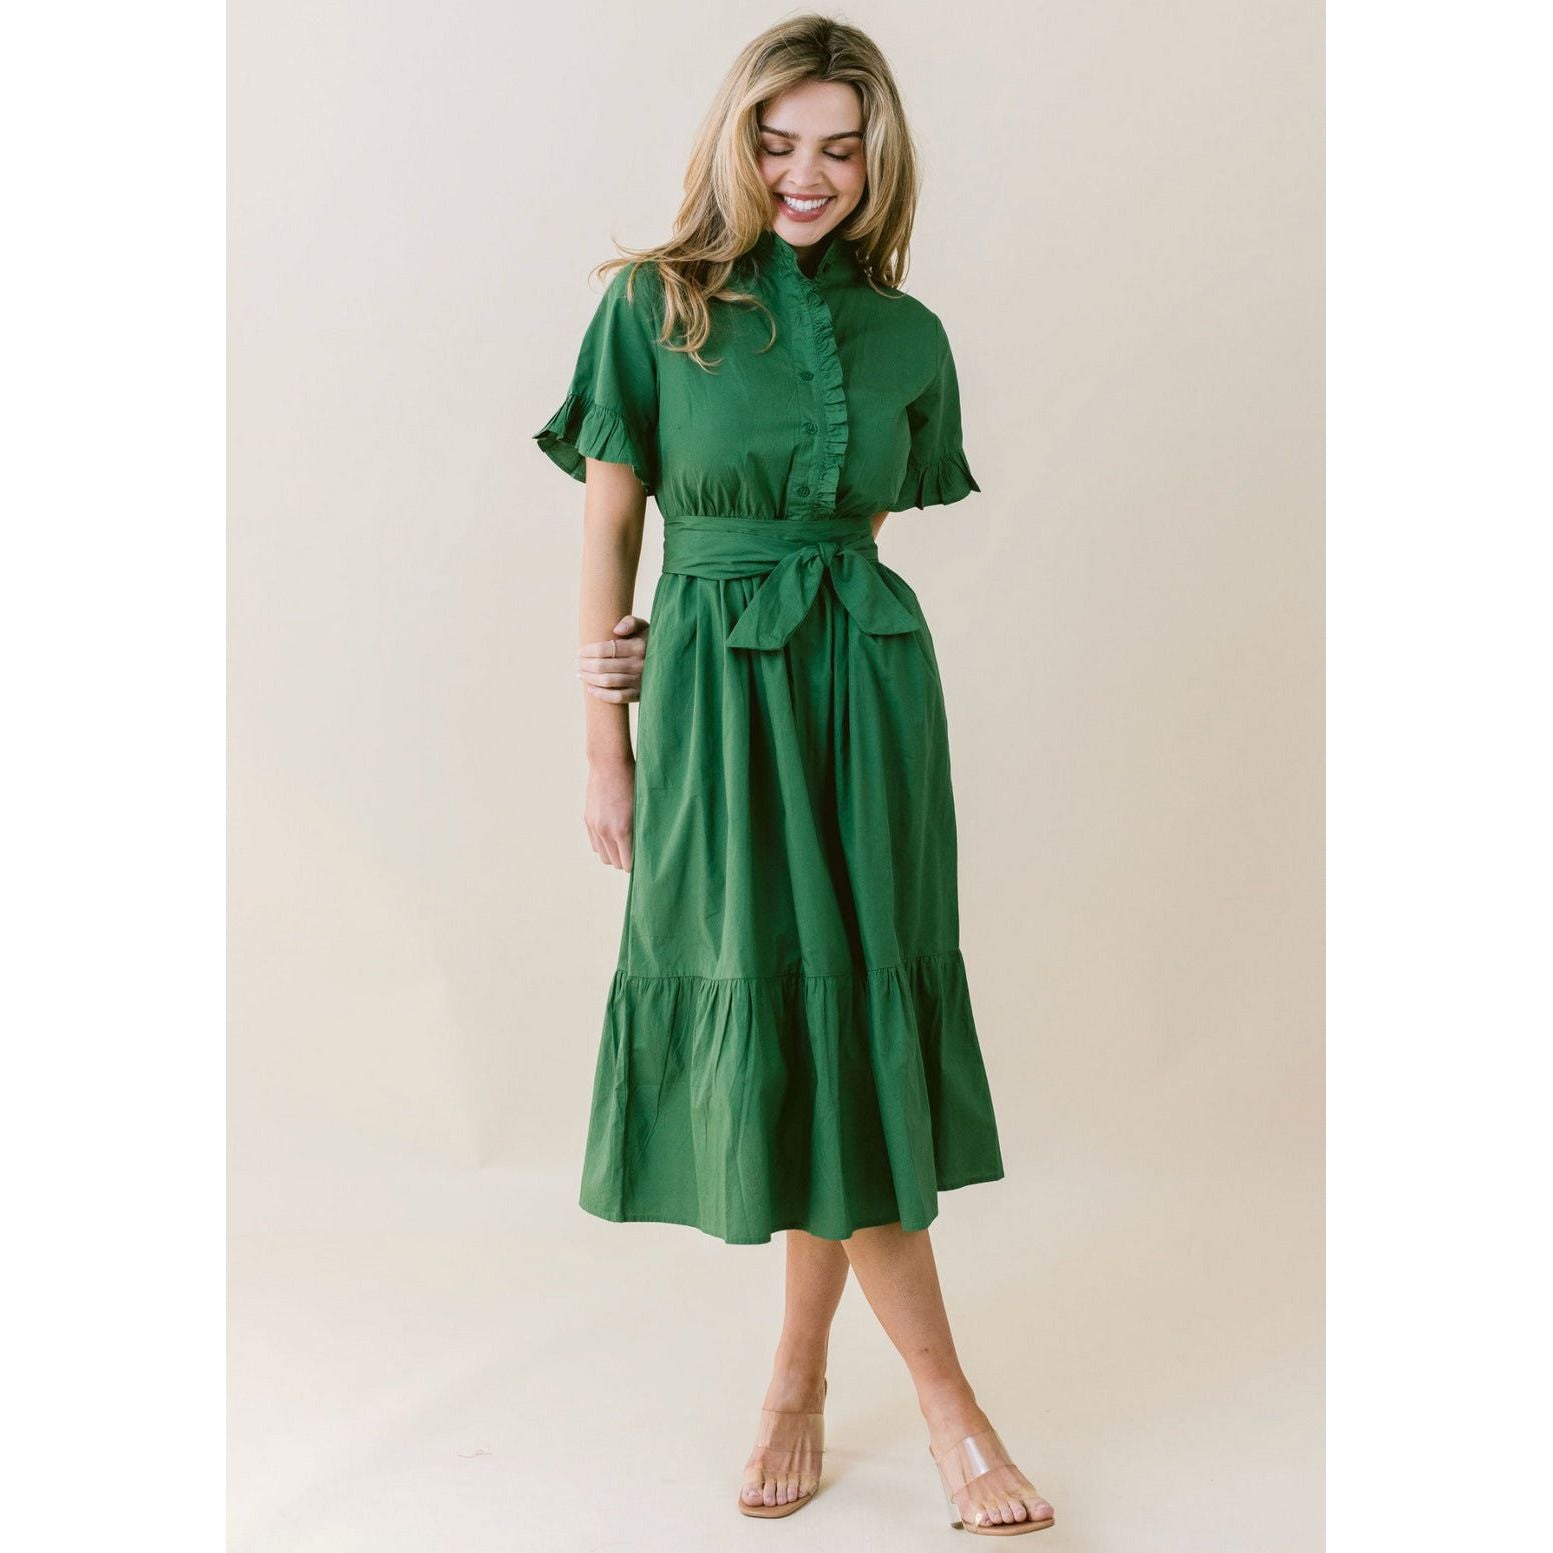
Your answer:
[580,529,1005,1244]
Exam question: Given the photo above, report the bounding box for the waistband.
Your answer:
[661,515,921,652]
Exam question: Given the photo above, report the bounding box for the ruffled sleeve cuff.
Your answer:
[533,391,656,496]
[889,446,981,511]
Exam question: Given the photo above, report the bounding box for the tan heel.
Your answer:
[929,1426,1055,1536]
[736,1375,827,1519]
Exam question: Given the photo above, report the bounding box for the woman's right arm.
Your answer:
[578,456,647,871]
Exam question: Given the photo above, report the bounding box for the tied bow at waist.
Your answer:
[660,516,922,651]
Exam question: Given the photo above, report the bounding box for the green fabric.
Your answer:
[535,228,1003,1244]
[663,515,921,649]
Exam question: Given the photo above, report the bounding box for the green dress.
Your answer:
[535,227,1005,1244]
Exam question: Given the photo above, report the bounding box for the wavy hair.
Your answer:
[590,12,921,369]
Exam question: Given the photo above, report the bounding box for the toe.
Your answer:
[1028,1497,1054,1520]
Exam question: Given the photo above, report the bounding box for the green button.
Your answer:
[798,370,814,381]
[803,421,816,433]
[796,484,811,496]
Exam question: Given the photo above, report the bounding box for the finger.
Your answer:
[580,631,647,654]
[613,614,646,634]
[577,656,645,678]
[578,667,641,689]
[591,817,614,869]
[578,638,646,664]
[578,670,643,688]
[606,810,633,870]
[584,686,640,704]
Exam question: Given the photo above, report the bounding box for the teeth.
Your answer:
[781,195,832,212]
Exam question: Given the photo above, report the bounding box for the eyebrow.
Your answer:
[757,123,864,142]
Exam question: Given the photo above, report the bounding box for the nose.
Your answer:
[789,152,836,189]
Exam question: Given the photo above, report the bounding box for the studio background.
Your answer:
[229,3,1323,1549]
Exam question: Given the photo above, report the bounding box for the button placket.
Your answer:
[789,285,810,512]
[811,282,848,515]
[766,236,848,518]
[798,282,827,510]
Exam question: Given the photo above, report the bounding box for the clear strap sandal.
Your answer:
[736,1375,827,1519]
[930,1425,1055,1536]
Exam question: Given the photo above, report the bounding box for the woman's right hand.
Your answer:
[585,756,635,871]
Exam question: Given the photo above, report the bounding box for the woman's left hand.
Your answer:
[577,614,650,703]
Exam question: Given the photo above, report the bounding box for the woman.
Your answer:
[534,14,1056,1537]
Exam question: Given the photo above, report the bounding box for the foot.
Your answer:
[924,1395,1054,1530]
[739,1367,827,1510]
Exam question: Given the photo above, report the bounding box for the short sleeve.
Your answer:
[533,263,661,495]
[889,315,981,511]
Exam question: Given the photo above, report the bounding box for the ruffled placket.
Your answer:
[755,230,855,520]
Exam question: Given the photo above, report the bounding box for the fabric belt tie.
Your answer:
[660,516,922,651]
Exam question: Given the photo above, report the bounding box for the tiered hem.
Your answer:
[578,948,1006,1245]
[890,446,981,511]
[533,390,656,495]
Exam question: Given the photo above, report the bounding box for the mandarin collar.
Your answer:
[749,226,862,287]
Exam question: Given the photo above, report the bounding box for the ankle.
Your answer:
[916,1377,986,1437]
[770,1341,828,1386]
[761,1349,828,1412]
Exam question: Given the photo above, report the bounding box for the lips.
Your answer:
[776,193,836,223]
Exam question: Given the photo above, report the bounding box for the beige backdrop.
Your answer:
[230,2,1323,1549]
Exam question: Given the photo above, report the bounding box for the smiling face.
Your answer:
[756,78,867,250]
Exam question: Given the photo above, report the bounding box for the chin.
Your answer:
[774,213,845,247]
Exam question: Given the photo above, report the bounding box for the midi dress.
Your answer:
[534,226,1005,1244]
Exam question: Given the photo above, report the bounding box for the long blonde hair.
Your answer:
[593,13,921,369]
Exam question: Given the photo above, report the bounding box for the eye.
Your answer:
[761,144,857,162]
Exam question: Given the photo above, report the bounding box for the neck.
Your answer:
[795,230,835,278]
[755,225,852,280]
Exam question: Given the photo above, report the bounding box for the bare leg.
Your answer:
[842,1221,1055,1529]
[740,1228,848,1508]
